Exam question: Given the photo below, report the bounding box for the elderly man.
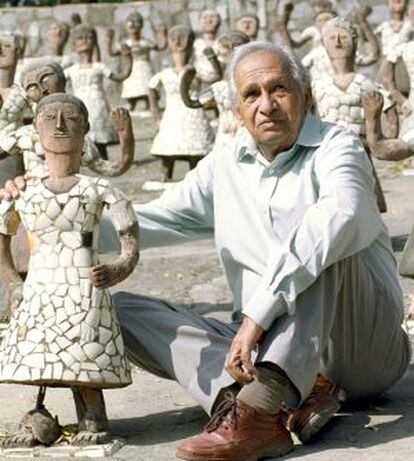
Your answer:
[2,42,410,460]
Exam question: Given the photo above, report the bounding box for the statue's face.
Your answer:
[315,11,335,31]
[388,0,408,15]
[0,36,18,69]
[36,101,86,156]
[236,17,258,39]
[168,29,190,52]
[47,23,68,48]
[323,26,355,60]
[74,30,95,53]
[200,10,220,34]
[217,35,245,64]
[23,65,64,103]
[126,19,142,35]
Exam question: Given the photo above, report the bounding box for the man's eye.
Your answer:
[44,113,56,120]
[244,91,259,102]
[273,85,286,92]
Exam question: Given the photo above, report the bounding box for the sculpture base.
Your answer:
[0,438,124,458]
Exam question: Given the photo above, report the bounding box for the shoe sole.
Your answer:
[176,440,294,461]
[295,399,341,443]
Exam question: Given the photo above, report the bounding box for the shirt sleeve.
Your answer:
[98,152,215,252]
[243,128,384,330]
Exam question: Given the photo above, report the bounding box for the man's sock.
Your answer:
[237,362,300,414]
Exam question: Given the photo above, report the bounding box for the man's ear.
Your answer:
[84,122,90,134]
[235,108,244,126]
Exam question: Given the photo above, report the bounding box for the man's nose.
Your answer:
[335,34,341,46]
[259,92,276,114]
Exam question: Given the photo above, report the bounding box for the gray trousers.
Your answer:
[113,254,411,415]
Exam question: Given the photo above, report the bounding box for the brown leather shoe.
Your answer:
[287,374,346,443]
[176,394,293,461]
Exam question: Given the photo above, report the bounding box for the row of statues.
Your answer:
[0,0,413,449]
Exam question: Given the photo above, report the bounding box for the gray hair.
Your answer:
[20,58,66,88]
[321,17,358,42]
[227,41,311,108]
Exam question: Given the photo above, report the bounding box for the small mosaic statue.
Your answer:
[105,11,167,112]
[234,13,260,41]
[384,6,414,136]
[313,17,398,212]
[0,60,135,320]
[363,89,414,317]
[65,25,132,159]
[181,31,250,152]
[0,31,28,136]
[193,9,223,83]
[148,25,214,182]
[0,93,139,448]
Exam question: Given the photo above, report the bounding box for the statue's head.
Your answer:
[47,21,70,50]
[235,13,260,40]
[34,93,89,157]
[70,13,82,27]
[388,0,409,15]
[126,11,144,35]
[21,59,66,103]
[322,17,358,61]
[168,25,195,55]
[72,24,97,53]
[0,32,24,70]
[216,30,250,64]
[200,9,221,34]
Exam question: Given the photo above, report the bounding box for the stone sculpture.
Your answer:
[313,17,398,212]
[181,31,250,152]
[385,6,414,136]
[65,25,132,159]
[235,13,260,41]
[0,59,135,321]
[363,89,414,317]
[0,93,139,448]
[148,25,214,182]
[105,11,167,112]
[193,9,223,83]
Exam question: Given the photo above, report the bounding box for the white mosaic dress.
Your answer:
[375,20,413,61]
[302,46,333,83]
[121,38,154,100]
[0,175,134,388]
[313,73,395,136]
[0,124,100,179]
[211,80,238,151]
[193,37,219,83]
[149,67,214,157]
[65,63,118,145]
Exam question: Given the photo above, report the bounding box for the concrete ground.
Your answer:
[0,122,414,460]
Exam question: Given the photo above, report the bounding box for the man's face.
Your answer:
[388,0,408,14]
[236,17,258,39]
[0,37,18,69]
[323,26,355,60]
[234,50,311,154]
[23,66,64,103]
[200,10,220,34]
[35,101,86,156]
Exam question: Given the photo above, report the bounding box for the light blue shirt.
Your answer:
[102,112,403,330]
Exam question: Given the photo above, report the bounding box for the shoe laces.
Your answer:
[205,392,238,433]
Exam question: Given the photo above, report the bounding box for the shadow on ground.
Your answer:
[110,406,206,446]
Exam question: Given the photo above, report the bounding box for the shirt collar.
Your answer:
[234,111,323,163]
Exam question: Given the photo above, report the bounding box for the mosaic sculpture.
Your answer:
[0,93,139,448]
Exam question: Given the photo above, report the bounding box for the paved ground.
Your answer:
[0,122,414,460]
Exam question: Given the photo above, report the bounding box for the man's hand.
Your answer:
[0,175,28,201]
[226,315,264,384]
[111,107,132,135]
